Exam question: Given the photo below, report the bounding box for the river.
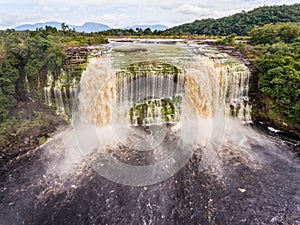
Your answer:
[0,39,299,225]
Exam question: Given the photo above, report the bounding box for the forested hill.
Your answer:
[165,4,300,36]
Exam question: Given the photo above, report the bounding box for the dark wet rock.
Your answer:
[0,132,299,225]
[0,99,67,167]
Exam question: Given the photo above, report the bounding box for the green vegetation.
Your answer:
[249,22,300,131]
[0,109,57,153]
[0,61,19,121]
[215,34,238,46]
[117,62,181,77]
[129,96,182,125]
[100,28,164,36]
[0,26,107,144]
[249,22,300,45]
[164,4,300,36]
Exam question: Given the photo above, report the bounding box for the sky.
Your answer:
[0,0,299,29]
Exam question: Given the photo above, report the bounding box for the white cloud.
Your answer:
[43,6,54,12]
[177,4,207,16]
[0,11,41,28]
[0,0,298,29]
[59,7,69,12]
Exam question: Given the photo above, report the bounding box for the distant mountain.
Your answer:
[14,22,167,32]
[73,22,111,33]
[124,25,168,31]
[14,22,111,32]
[165,3,300,36]
[15,21,62,31]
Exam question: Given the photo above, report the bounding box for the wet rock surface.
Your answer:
[0,100,67,167]
[0,127,299,225]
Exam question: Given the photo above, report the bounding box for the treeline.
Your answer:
[164,4,300,36]
[0,27,107,123]
[99,27,164,36]
[249,22,300,129]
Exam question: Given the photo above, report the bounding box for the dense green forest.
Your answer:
[0,27,107,144]
[99,27,164,36]
[164,4,300,36]
[0,26,107,122]
[248,22,300,132]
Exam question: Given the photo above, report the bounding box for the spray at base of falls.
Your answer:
[49,47,253,186]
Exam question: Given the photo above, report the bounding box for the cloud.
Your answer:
[0,11,42,27]
[0,0,299,29]
[177,4,208,16]
[59,7,69,12]
[43,6,54,12]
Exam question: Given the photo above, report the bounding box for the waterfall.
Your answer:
[115,74,184,126]
[43,69,80,118]
[77,57,117,126]
[33,41,258,187]
[24,73,30,94]
[75,46,251,128]
[185,54,251,123]
[42,44,252,186]
[5,41,299,224]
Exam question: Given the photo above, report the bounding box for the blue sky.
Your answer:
[0,0,299,29]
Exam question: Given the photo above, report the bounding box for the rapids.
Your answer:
[0,39,299,225]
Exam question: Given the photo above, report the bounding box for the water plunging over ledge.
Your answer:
[69,40,253,185]
[77,41,251,126]
[1,39,299,225]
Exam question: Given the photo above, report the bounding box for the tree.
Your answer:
[252,23,300,124]
[0,61,19,122]
[143,28,152,35]
[164,4,300,36]
[249,22,300,45]
[61,23,70,34]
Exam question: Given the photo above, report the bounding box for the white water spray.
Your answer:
[44,42,259,186]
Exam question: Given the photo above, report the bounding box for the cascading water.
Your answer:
[1,39,299,225]
[77,42,251,127]
[114,62,184,126]
[66,41,254,185]
[185,53,251,122]
[44,69,79,118]
[77,57,117,126]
